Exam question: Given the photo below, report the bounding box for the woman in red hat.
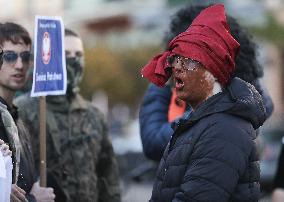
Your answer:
[142,4,265,202]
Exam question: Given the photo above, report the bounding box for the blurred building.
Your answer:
[0,0,64,34]
[64,0,172,48]
[0,0,172,47]
[0,0,280,45]
[0,0,282,45]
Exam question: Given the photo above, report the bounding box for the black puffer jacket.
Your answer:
[150,78,266,202]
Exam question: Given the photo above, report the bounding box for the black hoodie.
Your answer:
[150,77,266,202]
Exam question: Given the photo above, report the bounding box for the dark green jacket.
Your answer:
[14,93,121,202]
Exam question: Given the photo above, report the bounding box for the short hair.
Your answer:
[164,4,263,82]
[65,28,79,37]
[0,22,31,47]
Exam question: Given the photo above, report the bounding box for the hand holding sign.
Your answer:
[32,16,66,187]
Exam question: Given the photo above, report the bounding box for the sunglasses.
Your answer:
[2,51,32,65]
[0,48,3,66]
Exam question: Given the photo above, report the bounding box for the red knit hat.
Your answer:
[141,4,240,87]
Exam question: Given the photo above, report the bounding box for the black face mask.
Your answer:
[66,57,84,97]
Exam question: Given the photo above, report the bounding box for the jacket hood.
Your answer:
[180,77,266,130]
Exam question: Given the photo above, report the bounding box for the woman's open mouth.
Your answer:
[175,76,184,90]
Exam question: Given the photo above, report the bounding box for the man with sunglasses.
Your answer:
[0,22,55,202]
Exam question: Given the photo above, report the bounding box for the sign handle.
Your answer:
[39,96,46,187]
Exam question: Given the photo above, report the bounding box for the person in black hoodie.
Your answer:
[141,4,266,202]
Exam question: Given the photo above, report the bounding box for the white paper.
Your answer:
[0,152,12,202]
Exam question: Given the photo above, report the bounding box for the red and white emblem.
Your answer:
[42,32,51,65]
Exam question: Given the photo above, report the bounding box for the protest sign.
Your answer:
[31,16,66,97]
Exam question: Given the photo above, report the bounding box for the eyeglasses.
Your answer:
[168,56,201,71]
[2,51,32,65]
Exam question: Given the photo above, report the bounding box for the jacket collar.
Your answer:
[172,77,266,131]
[70,94,89,110]
[0,96,18,121]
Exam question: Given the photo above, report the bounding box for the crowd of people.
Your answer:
[0,2,283,202]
